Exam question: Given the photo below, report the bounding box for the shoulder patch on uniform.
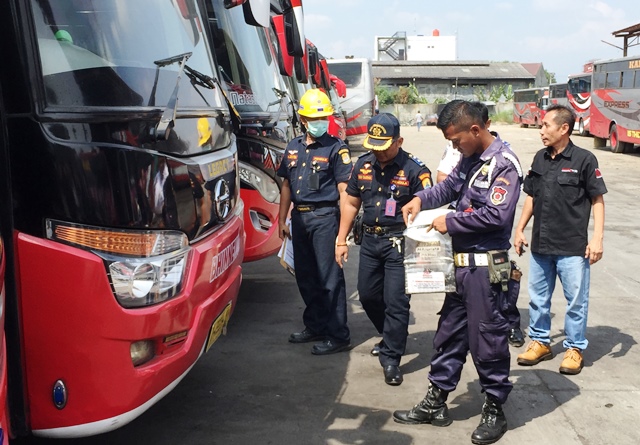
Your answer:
[338,148,351,165]
[408,153,425,167]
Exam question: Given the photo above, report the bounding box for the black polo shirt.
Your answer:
[523,141,607,256]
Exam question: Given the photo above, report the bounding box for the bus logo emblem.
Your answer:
[214,178,231,220]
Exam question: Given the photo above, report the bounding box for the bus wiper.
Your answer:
[151,52,192,140]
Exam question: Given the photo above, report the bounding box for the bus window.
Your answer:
[605,72,620,88]
[621,70,635,89]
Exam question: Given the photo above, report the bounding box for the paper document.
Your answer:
[277,218,295,276]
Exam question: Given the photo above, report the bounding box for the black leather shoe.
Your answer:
[383,365,403,386]
[508,327,525,347]
[289,328,324,344]
[311,339,351,355]
[370,340,385,357]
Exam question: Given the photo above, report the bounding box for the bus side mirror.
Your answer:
[283,0,304,57]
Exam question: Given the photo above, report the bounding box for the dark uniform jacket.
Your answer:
[276,132,352,204]
[415,136,522,253]
[346,148,432,226]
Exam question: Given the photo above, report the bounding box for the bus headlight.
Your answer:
[46,220,191,308]
[108,248,190,308]
[239,162,280,203]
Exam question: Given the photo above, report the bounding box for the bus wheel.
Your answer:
[610,124,630,153]
[578,119,587,136]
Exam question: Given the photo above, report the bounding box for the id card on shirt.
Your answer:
[385,197,396,216]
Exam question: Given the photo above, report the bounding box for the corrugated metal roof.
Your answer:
[372,60,535,80]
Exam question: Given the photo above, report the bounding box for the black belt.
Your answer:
[363,224,406,235]
[294,201,337,212]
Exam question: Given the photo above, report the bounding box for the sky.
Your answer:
[301,0,640,81]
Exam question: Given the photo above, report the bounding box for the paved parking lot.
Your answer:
[20,124,640,445]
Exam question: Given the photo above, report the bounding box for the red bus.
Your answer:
[590,56,640,153]
[513,87,549,128]
[0,0,243,440]
[567,72,592,136]
[206,0,291,262]
[326,58,375,138]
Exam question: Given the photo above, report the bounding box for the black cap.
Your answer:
[363,113,400,151]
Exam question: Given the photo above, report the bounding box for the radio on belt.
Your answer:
[403,209,456,294]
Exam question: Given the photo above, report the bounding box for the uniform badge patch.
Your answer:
[339,148,351,165]
[595,168,603,179]
[490,186,508,205]
[419,172,432,188]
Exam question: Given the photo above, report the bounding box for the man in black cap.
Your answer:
[335,113,432,385]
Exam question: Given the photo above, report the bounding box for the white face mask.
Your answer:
[306,120,329,138]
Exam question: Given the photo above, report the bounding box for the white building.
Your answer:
[374,30,456,62]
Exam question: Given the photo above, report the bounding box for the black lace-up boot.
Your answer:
[393,382,452,426]
[471,395,508,444]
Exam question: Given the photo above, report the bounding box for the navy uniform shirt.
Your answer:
[415,136,522,252]
[277,132,353,204]
[523,141,607,256]
[347,148,432,226]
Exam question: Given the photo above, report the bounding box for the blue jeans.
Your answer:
[527,253,590,350]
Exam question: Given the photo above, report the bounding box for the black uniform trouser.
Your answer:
[428,266,513,405]
[290,206,350,343]
[506,272,521,329]
[357,232,410,367]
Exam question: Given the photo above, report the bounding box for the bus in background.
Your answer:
[513,87,549,128]
[205,0,292,263]
[549,82,568,107]
[590,56,640,153]
[0,0,243,440]
[326,58,375,139]
[567,72,592,136]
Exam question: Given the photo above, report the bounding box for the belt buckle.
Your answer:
[374,226,384,235]
[454,253,469,267]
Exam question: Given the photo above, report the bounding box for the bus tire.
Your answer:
[578,119,587,136]
[610,124,627,153]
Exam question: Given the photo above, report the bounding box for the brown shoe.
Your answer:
[517,340,553,366]
[559,348,584,375]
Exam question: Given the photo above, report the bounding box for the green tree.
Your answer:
[504,84,514,101]
[474,86,488,102]
[545,69,556,84]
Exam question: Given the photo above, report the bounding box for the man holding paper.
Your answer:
[395,100,522,445]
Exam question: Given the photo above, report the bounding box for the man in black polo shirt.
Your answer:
[514,104,607,375]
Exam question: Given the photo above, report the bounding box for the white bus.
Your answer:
[326,58,375,138]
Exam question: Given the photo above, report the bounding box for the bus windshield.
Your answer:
[324,63,362,88]
[207,2,285,114]
[32,0,223,109]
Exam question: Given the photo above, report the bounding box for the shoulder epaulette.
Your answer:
[408,153,425,167]
[502,152,523,178]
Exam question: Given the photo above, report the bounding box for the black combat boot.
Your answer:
[393,382,452,426]
[471,395,508,444]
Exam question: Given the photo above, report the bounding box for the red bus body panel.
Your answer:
[590,88,640,145]
[241,189,281,262]
[513,102,546,127]
[17,215,244,434]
